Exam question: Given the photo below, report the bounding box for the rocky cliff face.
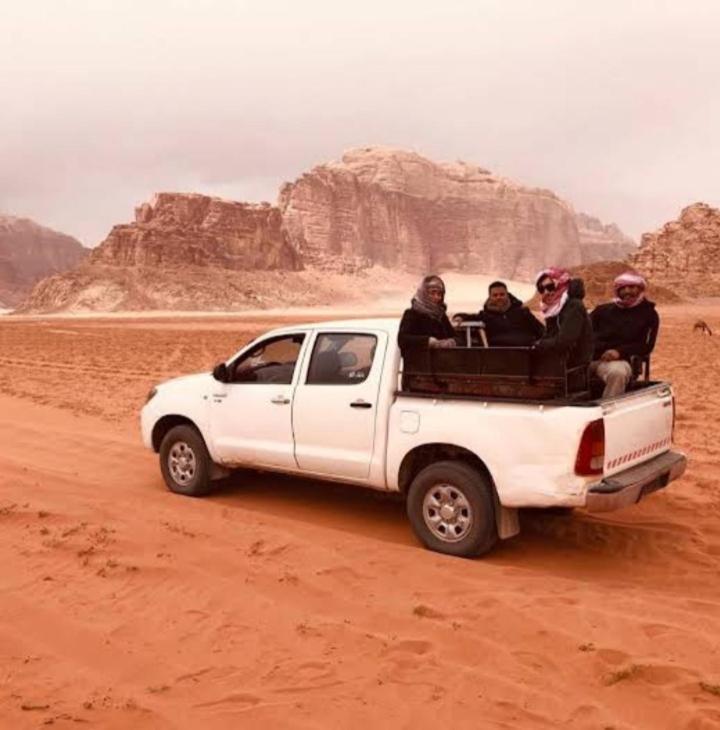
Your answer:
[575,212,636,264]
[0,217,87,306]
[632,203,720,296]
[19,193,302,312]
[20,148,638,313]
[91,192,300,271]
[279,147,583,278]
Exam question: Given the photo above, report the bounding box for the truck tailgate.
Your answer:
[603,384,674,476]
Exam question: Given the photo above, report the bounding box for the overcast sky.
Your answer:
[2,0,719,246]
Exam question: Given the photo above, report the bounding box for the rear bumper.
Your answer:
[585,450,687,513]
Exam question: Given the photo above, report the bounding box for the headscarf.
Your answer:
[613,271,647,308]
[411,274,447,321]
[535,267,571,319]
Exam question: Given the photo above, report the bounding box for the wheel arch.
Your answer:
[151,414,204,453]
[397,443,496,496]
[399,443,519,545]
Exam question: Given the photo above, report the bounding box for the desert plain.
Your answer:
[0,303,719,730]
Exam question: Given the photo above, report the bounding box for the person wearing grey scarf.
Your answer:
[398,275,457,355]
[411,275,448,322]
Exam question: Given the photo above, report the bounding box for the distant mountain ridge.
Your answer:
[575,212,637,264]
[20,147,637,312]
[0,216,87,306]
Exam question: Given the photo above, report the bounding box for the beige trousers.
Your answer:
[590,360,633,398]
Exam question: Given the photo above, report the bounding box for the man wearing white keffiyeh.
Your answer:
[589,271,660,398]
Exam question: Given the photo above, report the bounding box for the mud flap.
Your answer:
[496,505,520,540]
[210,462,231,481]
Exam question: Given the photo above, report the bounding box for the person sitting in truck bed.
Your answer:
[589,272,659,398]
[398,275,457,358]
[533,268,593,378]
[455,280,545,346]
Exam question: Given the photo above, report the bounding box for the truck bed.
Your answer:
[391,377,676,505]
[396,379,667,408]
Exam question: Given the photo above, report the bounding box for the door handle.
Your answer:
[271,396,291,405]
[350,399,372,409]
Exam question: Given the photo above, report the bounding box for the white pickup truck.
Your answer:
[141,318,686,557]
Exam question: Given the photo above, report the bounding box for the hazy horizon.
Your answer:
[2,0,719,247]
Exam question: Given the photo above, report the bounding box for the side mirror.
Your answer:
[212,362,230,383]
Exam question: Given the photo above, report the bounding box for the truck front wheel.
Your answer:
[159,425,213,497]
[406,460,497,557]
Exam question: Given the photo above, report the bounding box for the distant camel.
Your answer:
[693,320,713,336]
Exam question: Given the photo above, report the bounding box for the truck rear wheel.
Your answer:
[159,425,213,497]
[406,460,497,557]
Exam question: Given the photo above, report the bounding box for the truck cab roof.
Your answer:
[269,317,401,337]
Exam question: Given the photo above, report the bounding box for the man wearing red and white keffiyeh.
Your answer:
[613,272,647,308]
[589,271,660,398]
[533,268,594,373]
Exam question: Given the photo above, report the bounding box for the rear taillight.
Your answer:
[671,395,676,441]
[575,419,605,476]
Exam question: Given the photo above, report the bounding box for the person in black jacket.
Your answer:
[534,268,593,373]
[456,281,544,346]
[398,275,457,359]
[589,272,659,397]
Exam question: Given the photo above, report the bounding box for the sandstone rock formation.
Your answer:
[0,216,87,306]
[280,147,583,278]
[632,202,720,296]
[20,193,303,312]
[21,148,638,313]
[575,212,636,264]
[92,193,300,271]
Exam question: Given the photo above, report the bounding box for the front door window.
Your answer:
[232,334,305,384]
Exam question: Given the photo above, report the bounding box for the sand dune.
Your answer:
[11,271,537,320]
[0,304,719,728]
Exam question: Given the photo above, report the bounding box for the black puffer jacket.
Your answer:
[398,307,456,356]
[535,279,593,367]
[457,293,544,346]
[590,299,659,361]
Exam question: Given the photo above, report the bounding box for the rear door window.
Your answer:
[306,333,378,385]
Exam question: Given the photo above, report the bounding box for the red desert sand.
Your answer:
[1,305,719,729]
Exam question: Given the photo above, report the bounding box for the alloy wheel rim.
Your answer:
[168,441,197,485]
[422,483,473,542]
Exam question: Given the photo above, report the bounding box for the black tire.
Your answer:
[159,425,213,497]
[406,460,497,557]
